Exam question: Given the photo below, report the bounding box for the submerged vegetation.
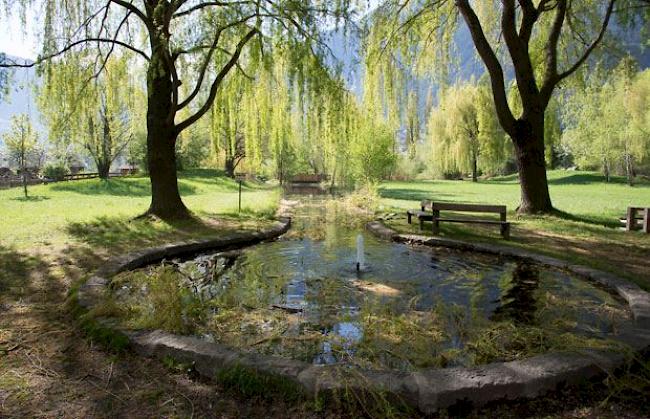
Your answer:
[103,197,631,371]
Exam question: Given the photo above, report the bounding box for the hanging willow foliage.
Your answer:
[204,33,397,186]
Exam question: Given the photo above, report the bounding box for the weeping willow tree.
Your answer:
[428,81,506,181]
[205,35,396,187]
[211,72,247,177]
[2,0,363,219]
[405,90,420,159]
[38,54,137,178]
[365,0,648,213]
[563,59,650,185]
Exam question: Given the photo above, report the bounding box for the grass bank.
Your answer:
[0,169,280,251]
[378,170,650,290]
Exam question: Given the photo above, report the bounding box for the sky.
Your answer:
[0,2,40,60]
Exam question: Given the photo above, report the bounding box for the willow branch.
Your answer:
[0,38,150,68]
[176,28,258,133]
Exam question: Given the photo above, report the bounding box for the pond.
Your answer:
[110,195,631,371]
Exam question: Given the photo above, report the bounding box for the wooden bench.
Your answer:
[431,202,511,239]
[407,200,433,230]
[623,207,649,233]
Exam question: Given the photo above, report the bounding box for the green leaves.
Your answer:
[562,60,650,179]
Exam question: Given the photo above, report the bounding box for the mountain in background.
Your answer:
[326,18,650,100]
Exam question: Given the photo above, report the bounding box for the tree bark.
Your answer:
[97,158,111,180]
[225,157,236,178]
[512,116,553,214]
[145,41,189,220]
[471,156,478,182]
[625,154,634,187]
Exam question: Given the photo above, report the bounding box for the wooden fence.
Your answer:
[0,172,131,190]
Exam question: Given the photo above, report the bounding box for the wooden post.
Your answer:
[432,209,440,235]
[626,207,636,232]
[501,223,510,240]
[643,208,649,234]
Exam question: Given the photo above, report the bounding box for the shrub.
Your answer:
[42,163,69,181]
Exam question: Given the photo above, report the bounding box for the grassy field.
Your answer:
[0,169,280,251]
[379,170,650,290]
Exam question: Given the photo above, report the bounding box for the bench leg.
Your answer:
[419,217,424,231]
[432,210,440,235]
[627,207,636,231]
[407,213,412,224]
[644,209,649,234]
[501,224,510,240]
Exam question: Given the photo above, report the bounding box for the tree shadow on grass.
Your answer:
[0,245,51,302]
[549,208,621,229]
[9,195,51,202]
[50,178,198,197]
[547,173,629,186]
[65,216,201,252]
[64,214,263,254]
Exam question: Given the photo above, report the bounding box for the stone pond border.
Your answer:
[75,213,650,414]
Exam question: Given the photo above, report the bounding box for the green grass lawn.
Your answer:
[379,170,650,289]
[0,169,280,251]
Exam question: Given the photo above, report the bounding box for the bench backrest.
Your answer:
[432,202,507,220]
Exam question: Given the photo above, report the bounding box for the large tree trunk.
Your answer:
[145,44,189,220]
[97,161,110,180]
[98,113,111,180]
[225,157,236,178]
[512,117,553,214]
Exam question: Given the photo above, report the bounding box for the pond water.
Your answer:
[112,195,631,371]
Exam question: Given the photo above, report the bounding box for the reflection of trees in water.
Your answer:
[491,263,539,324]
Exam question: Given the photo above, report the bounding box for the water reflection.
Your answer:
[491,263,539,324]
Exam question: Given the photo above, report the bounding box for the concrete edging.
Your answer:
[75,215,650,414]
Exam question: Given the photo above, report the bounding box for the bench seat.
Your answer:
[435,218,508,225]
[432,202,510,239]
